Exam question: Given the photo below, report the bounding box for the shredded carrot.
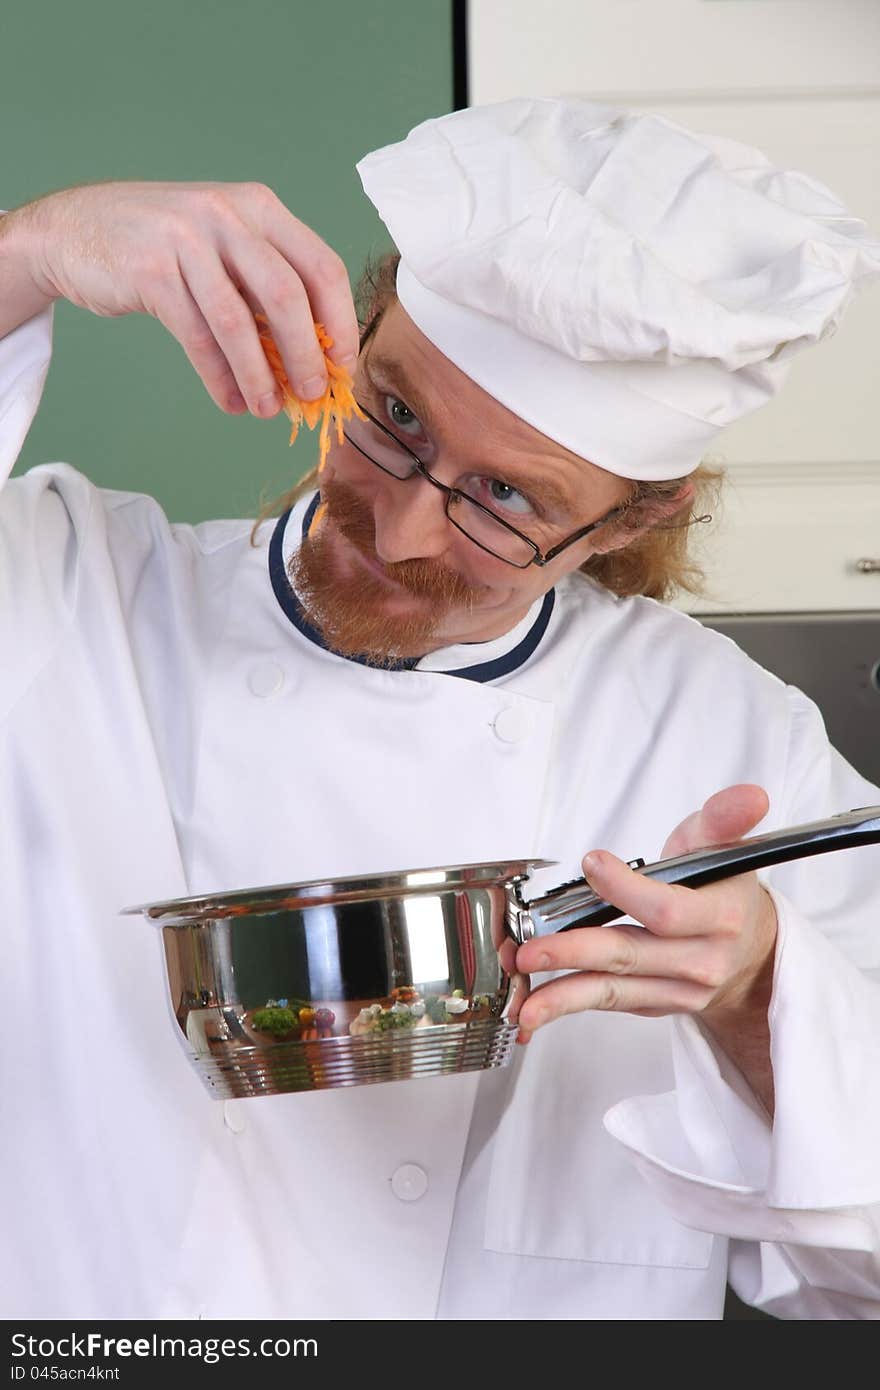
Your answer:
[255,314,365,472]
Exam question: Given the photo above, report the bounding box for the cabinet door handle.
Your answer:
[854,558,880,573]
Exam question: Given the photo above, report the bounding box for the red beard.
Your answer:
[288,479,487,664]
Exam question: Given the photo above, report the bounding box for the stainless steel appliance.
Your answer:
[701,612,880,786]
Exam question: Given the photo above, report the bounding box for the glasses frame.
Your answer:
[342,403,631,570]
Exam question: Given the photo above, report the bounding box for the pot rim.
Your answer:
[122,858,558,925]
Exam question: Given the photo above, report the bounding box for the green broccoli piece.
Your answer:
[251,1005,299,1036]
[373,1009,417,1032]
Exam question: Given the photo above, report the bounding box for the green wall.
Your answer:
[4,2,453,521]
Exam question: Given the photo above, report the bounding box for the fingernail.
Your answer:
[498,939,517,974]
[299,374,326,400]
[257,391,279,417]
[228,390,247,412]
[517,1010,546,1043]
[334,352,359,371]
[583,853,599,880]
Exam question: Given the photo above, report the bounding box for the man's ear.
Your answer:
[591,483,695,555]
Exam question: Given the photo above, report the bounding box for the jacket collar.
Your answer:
[268,492,556,684]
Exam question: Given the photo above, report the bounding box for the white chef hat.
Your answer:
[356,97,880,481]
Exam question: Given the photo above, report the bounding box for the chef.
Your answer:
[1,98,879,1321]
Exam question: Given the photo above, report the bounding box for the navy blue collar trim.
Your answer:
[268,499,556,684]
[268,500,420,672]
[450,587,555,681]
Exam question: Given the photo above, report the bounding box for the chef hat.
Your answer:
[356,97,880,481]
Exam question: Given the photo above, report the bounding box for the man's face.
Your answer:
[290,301,634,662]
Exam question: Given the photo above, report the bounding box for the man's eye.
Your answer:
[384,395,422,437]
[466,475,535,518]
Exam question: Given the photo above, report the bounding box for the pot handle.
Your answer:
[521,805,880,936]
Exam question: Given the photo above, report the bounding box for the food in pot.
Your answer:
[246,998,337,1041]
[348,987,491,1036]
[247,986,496,1044]
[249,1004,300,1038]
[390,986,421,1004]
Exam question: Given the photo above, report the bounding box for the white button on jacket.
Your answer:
[491,705,533,743]
[247,662,285,698]
[391,1164,429,1202]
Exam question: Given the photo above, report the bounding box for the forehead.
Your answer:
[363,301,627,509]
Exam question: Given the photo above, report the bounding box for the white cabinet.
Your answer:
[467,0,880,612]
[683,461,880,613]
[469,1,880,101]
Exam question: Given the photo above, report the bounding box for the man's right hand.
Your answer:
[0,181,360,417]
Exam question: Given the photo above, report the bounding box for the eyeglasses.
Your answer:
[342,404,630,570]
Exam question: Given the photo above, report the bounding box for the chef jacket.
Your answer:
[2,307,879,1321]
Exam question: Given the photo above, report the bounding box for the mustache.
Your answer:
[318,478,485,605]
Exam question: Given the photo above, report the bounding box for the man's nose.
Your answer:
[372,474,453,564]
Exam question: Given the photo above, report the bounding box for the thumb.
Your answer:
[662,784,770,858]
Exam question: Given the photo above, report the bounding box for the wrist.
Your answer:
[704,888,778,1024]
[697,891,778,1115]
[0,203,61,337]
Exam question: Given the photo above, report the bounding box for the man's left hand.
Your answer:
[511,784,779,1049]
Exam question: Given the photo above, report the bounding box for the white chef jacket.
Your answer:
[2,307,879,1321]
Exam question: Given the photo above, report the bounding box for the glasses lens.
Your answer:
[450,494,536,567]
[344,413,416,480]
[343,411,538,568]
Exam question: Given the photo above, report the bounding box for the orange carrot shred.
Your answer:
[254,314,365,472]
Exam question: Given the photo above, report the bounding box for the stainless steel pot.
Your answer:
[125,807,880,1100]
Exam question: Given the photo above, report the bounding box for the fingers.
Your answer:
[514,889,775,1034]
[498,935,531,1024]
[575,849,735,943]
[507,971,531,1027]
[516,893,741,1026]
[230,185,360,365]
[498,936,518,975]
[151,276,249,415]
[145,185,359,417]
[262,217,360,369]
[41,181,361,418]
[511,786,777,1038]
[219,234,339,401]
[662,783,770,858]
[178,233,357,415]
[506,913,717,1038]
[514,849,752,1030]
[514,922,717,1032]
[177,247,295,417]
[516,919,730,982]
[517,971,712,1034]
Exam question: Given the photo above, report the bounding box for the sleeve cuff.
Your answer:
[603,893,880,1246]
[0,302,54,485]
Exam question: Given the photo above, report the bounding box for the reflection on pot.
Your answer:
[130,859,538,1099]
